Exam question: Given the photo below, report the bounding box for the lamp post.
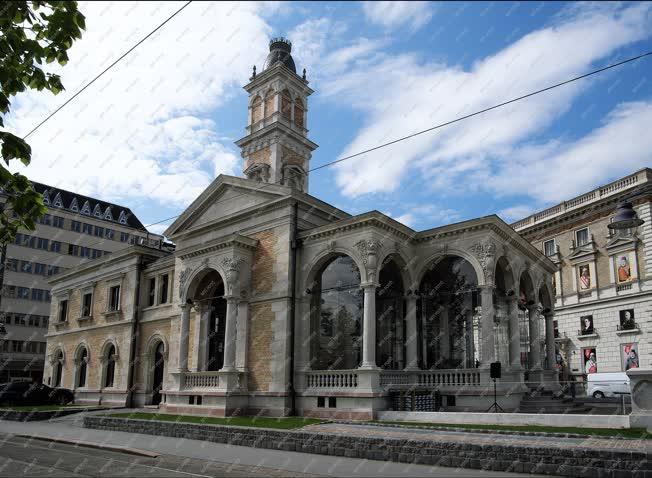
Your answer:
[607,201,645,232]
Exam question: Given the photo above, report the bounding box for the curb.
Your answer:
[15,434,160,458]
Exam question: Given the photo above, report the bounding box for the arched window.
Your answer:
[294,98,304,128]
[312,255,362,370]
[376,261,404,370]
[264,90,275,117]
[77,347,88,388]
[54,350,64,387]
[104,344,116,388]
[251,95,263,124]
[420,256,478,369]
[281,89,292,121]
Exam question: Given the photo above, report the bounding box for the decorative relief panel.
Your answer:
[469,242,496,283]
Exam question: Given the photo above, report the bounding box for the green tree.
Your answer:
[0,1,85,243]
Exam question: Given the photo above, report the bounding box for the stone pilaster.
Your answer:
[360,283,378,370]
[404,295,419,370]
[177,304,190,372]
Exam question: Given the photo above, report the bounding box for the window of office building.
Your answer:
[82,293,92,317]
[109,286,120,311]
[160,274,169,304]
[58,300,68,322]
[576,228,589,246]
[53,216,64,228]
[82,223,93,234]
[543,239,556,257]
[71,220,81,232]
[148,278,156,307]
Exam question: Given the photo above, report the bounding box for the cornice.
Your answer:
[176,233,258,260]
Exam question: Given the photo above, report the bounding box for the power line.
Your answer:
[33,48,652,251]
[136,49,652,233]
[23,1,193,140]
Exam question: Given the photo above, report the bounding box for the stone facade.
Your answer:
[513,168,651,382]
[44,38,557,418]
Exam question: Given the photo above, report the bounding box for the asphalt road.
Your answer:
[0,434,312,477]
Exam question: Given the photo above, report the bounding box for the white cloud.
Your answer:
[7,1,272,207]
[147,223,171,235]
[322,3,652,199]
[362,2,434,31]
[498,205,535,222]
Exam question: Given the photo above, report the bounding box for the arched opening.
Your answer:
[104,344,116,388]
[419,256,478,369]
[376,260,405,369]
[281,89,292,121]
[518,272,535,370]
[294,98,304,128]
[494,257,515,366]
[152,341,165,405]
[251,95,263,124]
[188,269,227,371]
[77,346,88,388]
[53,350,64,387]
[264,89,275,117]
[311,255,363,370]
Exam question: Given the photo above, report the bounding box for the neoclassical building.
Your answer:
[44,38,557,418]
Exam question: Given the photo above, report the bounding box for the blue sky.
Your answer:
[8,1,652,234]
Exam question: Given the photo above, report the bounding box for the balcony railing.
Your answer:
[306,370,358,389]
[617,322,639,332]
[181,371,221,390]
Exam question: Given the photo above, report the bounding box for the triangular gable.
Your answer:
[81,200,91,215]
[52,193,63,208]
[92,204,102,217]
[69,197,79,211]
[164,175,289,238]
[42,190,51,205]
[118,210,128,224]
[104,207,113,221]
[605,234,638,253]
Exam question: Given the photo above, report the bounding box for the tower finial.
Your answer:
[250,65,256,80]
[302,68,306,81]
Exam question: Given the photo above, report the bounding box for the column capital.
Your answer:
[360,282,378,290]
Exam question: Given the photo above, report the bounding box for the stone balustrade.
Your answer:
[306,370,359,389]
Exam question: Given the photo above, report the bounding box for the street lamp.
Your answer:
[607,201,645,231]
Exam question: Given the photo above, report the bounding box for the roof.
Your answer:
[31,181,148,231]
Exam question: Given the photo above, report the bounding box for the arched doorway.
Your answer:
[419,256,478,369]
[152,341,165,405]
[311,254,363,370]
[53,350,64,387]
[77,347,88,388]
[188,269,227,371]
[376,260,405,369]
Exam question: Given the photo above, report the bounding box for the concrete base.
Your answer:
[377,410,631,429]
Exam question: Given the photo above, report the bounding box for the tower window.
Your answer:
[251,96,263,124]
[294,98,304,128]
[281,89,292,121]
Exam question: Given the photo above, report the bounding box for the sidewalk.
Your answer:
[0,410,530,477]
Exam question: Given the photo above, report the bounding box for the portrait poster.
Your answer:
[580,315,594,335]
[578,264,591,290]
[619,309,635,330]
[622,343,639,371]
[583,347,597,374]
[615,252,636,284]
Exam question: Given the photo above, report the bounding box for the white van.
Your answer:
[586,372,630,398]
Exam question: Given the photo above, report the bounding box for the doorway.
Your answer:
[152,341,165,405]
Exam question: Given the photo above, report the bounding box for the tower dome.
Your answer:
[262,37,296,73]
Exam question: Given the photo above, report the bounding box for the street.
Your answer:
[0,411,538,477]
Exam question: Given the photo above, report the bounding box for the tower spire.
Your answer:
[235,37,317,192]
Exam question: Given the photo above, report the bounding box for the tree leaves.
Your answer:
[0,1,85,244]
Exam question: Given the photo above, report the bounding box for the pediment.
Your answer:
[568,242,598,263]
[605,234,638,253]
[164,175,289,238]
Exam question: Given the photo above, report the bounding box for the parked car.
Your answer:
[0,381,74,406]
[586,372,630,399]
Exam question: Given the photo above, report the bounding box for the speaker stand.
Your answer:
[486,378,504,413]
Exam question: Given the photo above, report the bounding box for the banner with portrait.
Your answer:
[622,343,639,371]
[583,347,597,374]
[614,251,637,284]
[578,264,591,290]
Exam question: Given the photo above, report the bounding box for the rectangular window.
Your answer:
[53,216,64,228]
[58,300,68,322]
[91,249,102,259]
[28,316,37,327]
[31,289,44,301]
[42,317,48,328]
[120,232,129,242]
[105,229,115,240]
[47,265,59,276]
[71,220,81,232]
[148,278,156,307]
[14,233,22,245]
[82,223,93,234]
[109,286,120,311]
[51,241,62,253]
[20,261,32,273]
[5,286,16,298]
[94,226,104,237]
[39,342,46,354]
[5,259,17,272]
[576,228,589,246]
[37,238,49,250]
[82,293,92,317]
[15,315,26,326]
[17,287,30,299]
[160,274,169,304]
[34,263,46,275]
[543,240,556,257]
[41,214,52,226]
[68,244,78,256]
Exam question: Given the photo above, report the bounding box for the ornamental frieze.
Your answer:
[469,242,496,282]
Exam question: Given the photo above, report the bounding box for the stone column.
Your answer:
[360,283,378,369]
[528,304,543,370]
[544,311,555,370]
[480,286,495,366]
[235,300,249,372]
[508,297,521,369]
[177,304,190,372]
[405,295,418,370]
[198,305,211,371]
[221,297,238,372]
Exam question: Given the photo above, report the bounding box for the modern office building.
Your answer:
[513,168,651,384]
[0,182,163,382]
